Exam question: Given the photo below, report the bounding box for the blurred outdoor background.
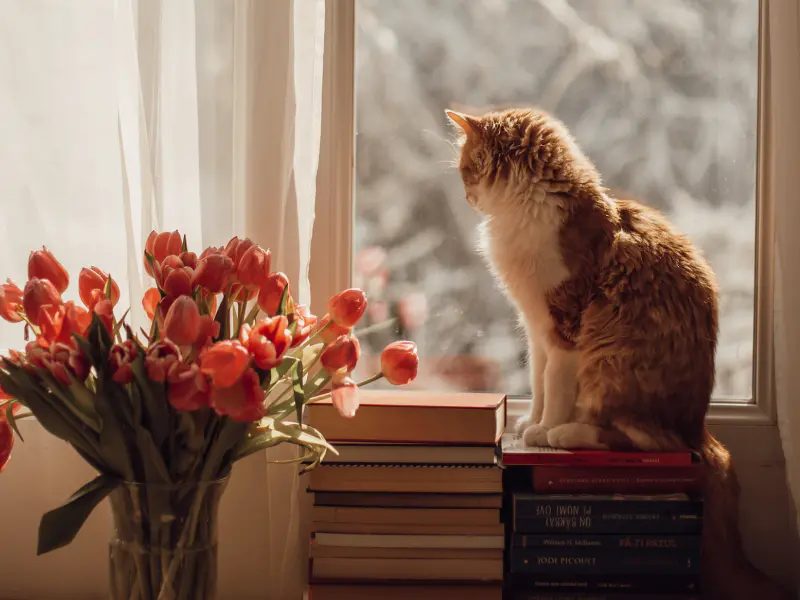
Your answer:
[353,0,758,400]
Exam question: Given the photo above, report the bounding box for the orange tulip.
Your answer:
[109,340,138,384]
[179,251,198,270]
[0,418,13,473]
[143,287,161,320]
[320,334,361,375]
[194,314,221,352]
[210,368,265,422]
[40,342,90,385]
[193,253,235,294]
[162,267,193,299]
[145,340,182,382]
[39,301,92,347]
[239,315,292,370]
[327,288,367,328]
[223,237,256,268]
[28,246,69,294]
[380,341,419,385]
[94,299,114,335]
[237,244,272,289]
[199,340,251,388]
[163,296,201,346]
[168,363,210,412]
[22,278,63,326]
[290,304,317,348]
[331,373,359,418]
[0,280,23,323]
[144,230,183,277]
[257,272,290,316]
[317,314,352,344]
[78,266,120,309]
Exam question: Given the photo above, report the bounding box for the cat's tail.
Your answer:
[699,428,791,600]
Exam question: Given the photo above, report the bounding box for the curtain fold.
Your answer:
[0,0,327,597]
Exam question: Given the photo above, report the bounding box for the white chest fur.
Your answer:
[477,190,569,341]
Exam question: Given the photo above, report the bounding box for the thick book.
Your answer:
[513,494,703,534]
[308,464,502,494]
[312,506,500,526]
[308,584,502,600]
[322,442,498,465]
[502,434,695,467]
[312,532,504,549]
[311,521,505,535]
[533,465,705,495]
[312,492,503,509]
[310,544,503,560]
[512,533,702,551]
[310,557,502,582]
[509,547,701,575]
[505,574,700,594]
[508,592,699,600]
[307,390,506,444]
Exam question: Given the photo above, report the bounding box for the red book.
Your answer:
[501,435,695,467]
[533,465,705,495]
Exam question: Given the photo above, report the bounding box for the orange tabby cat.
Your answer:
[447,107,790,599]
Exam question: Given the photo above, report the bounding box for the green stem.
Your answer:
[290,319,331,357]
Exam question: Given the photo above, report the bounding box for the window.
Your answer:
[352,0,761,406]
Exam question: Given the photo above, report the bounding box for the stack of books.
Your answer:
[502,434,705,600]
[305,390,506,600]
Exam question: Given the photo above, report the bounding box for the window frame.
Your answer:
[313,0,784,428]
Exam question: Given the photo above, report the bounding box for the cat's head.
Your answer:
[445,107,601,215]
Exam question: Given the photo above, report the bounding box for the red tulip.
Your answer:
[210,368,265,422]
[22,278,63,326]
[327,288,367,328]
[317,314,352,344]
[239,315,292,370]
[257,272,290,316]
[145,340,182,382]
[94,299,114,334]
[179,251,198,270]
[168,363,210,412]
[0,384,10,400]
[193,253,235,294]
[79,266,121,309]
[41,343,90,385]
[39,301,92,347]
[0,418,13,473]
[223,237,256,268]
[320,334,361,375]
[143,287,161,320]
[331,373,359,418]
[109,340,138,384]
[28,247,69,294]
[0,280,23,323]
[194,315,221,352]
[380,341,419,385]
[199,340,251,388]
[162,267,193,299]
[163,296,201,346]
[237,244,272,289]
[144,230,182,277]
[290,304,317,348]
[199,245,224,260]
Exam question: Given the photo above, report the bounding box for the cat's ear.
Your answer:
[445,110,480,137]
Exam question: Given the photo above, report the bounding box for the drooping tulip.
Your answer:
[22,278,63,326]
[144,230,183,276]
[192,253,235,294]
[168,363,210,412]
[317,314,352,344]
[239,316,292,370]
[380,341,419,385]
[79,266,121,309]
[320,334,361,375]
[28,247,69,294]
[210,368,265,422]
[0,280,23,323]
[163,296,201,346]
[257,272,290,316]
[331,373,359,418]
[327,288,367,328]
[109,340,139,385]
[199,340,251,388]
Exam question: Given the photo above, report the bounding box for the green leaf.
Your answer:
[291,359,304,426]
[94,391,134,481]
[135,428,172,484]
[276,284,290,316]
[201,418,250,480]
[113,308,130,339]
[37,475,118,555]
[5,402,23,442]
[303,369,330,400]
[144,251,157,278]
[130,356,169,449]
[214,295,229,341]
[104,275,115,301]
[182,234,188,253]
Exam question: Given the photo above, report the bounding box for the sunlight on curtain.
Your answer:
[0,0,327,597]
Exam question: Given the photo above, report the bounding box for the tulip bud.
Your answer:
[192,254,235,294]
[163,267,193,298]
[28,247,69,294]
[79,266,121,309]
[142,287,161,321]
[144,230,183,277]
[22,278,63,326]
[164,296,201,346]
[237,245,272,289]
[331,373,359,418]
[257,272,291,316]
[327,288,367,328]
[380,341,419,385]
[320,334,361,375]
[0,280,24,323]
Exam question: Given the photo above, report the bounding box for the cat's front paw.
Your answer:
[515,413,537,435]
[523,424,551,447]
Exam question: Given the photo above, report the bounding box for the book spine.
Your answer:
[507,593,699,600]
[502,452,693,467]
[509,547,701,575]
[505,573,701,594]
[513,498,703,534]
[512,533,702,551]
[533,467,704,494]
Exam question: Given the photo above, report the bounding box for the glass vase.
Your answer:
[108,479,227,600]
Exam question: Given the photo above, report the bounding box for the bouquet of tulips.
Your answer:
[0,231,418,598]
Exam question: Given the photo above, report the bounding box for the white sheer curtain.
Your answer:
[769,0,800,573]
[0,1,326,598]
